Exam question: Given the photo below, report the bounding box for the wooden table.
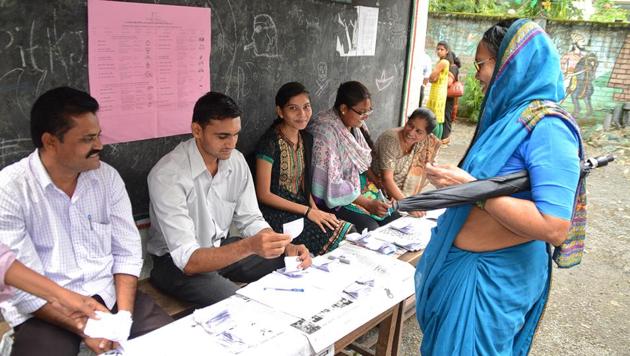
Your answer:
[333,250,423,356]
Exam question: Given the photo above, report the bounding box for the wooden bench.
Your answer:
[137,279,194,320]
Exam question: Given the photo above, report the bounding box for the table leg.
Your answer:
[374,302,401,356]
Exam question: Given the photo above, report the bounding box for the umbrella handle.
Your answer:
[581,154,614,178]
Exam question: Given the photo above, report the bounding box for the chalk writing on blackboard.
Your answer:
[243,14,279,58]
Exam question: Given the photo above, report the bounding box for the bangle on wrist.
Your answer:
[305,207,311,217]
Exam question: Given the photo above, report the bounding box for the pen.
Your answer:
[264,287,304,292]
[87,214,93,230]
[376,189,387,202]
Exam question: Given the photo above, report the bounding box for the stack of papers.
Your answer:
[346,231,398,255]
[191,297,296,354]
[370,213,444,251]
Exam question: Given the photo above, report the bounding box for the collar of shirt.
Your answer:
[29,150,98,195]
[186,139,233,182]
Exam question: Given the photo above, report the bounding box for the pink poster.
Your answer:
[88,0,211,144]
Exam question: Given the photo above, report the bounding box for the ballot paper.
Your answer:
[237,271,341,319]
[425,208,446,220]
[191,296,296,354]
[370,215,440,251]
[346,232,398,255]
[284,256,302,272]
[283,218,304,241]
[83,310,133,344]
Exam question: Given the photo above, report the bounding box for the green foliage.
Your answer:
[429,0,511,15]
[590,0,629,22]
[458,67,484,123]
[518,0,583,20]
[429,0,628,22]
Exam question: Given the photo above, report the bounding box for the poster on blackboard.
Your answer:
[88,0,211,144]
[335,6,378,57]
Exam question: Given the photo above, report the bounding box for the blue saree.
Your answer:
[415,19,582,355]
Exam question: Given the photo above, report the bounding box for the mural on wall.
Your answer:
[425,14,630,125]
[561,32,599,117]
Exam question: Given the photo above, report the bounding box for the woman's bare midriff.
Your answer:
[453,207,533,252]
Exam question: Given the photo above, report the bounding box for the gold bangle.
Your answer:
[305,207,312,217]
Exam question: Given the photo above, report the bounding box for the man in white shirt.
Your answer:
[147,92,312,308]
[419,50,432,106]
[0,87,172,356]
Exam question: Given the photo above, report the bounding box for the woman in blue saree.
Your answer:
[415,19,585,355]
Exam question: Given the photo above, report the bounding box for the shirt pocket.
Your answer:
[87,220,113,259]
[212,200,236,233]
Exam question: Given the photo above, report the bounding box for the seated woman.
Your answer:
[372,108,441,216]
[255,82,353,255]
[307,81,398,232]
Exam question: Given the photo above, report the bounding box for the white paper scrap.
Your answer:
[83,310,132,343]
[283,218,304,241]
[284,256,302,272]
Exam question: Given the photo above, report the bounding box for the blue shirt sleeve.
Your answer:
[523,118,581,220]
[497,117,580,220]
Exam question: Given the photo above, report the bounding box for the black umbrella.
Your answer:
[394,154,614,212]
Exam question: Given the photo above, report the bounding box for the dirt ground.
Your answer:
[398,121,630,355]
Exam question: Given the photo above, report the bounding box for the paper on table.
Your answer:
[283,218,304,241]
[284,256,301,272]
[122,296,310,356]
[425,208,446,220]
[188,296,299,355]
[370,216,438,251]
[237,272,340,319]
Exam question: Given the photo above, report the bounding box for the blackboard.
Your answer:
[0,0,412,217]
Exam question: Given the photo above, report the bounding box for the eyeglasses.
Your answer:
[350,107,374,117]
[473,57,495,71]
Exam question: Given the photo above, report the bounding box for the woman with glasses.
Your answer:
[307,81,398,232]
[415,19,584,354]
[425,41,453,139]
[371,108,441,217]
[254,82,353,255]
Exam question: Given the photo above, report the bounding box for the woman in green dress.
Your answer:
[255,82,353,255]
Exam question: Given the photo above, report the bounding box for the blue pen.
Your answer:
[87,214,94,230]
[264,287,304,292]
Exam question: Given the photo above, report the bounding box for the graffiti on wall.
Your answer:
[560,32,599,117]
[426,14,630,124]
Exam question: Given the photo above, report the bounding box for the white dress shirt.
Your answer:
[0,150,142,327]
[147,138,270,271]
[421,51,432,80]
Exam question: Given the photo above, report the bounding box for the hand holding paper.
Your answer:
[252,230,291,259]
[284,244,312,270]
[83,310,133,344]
